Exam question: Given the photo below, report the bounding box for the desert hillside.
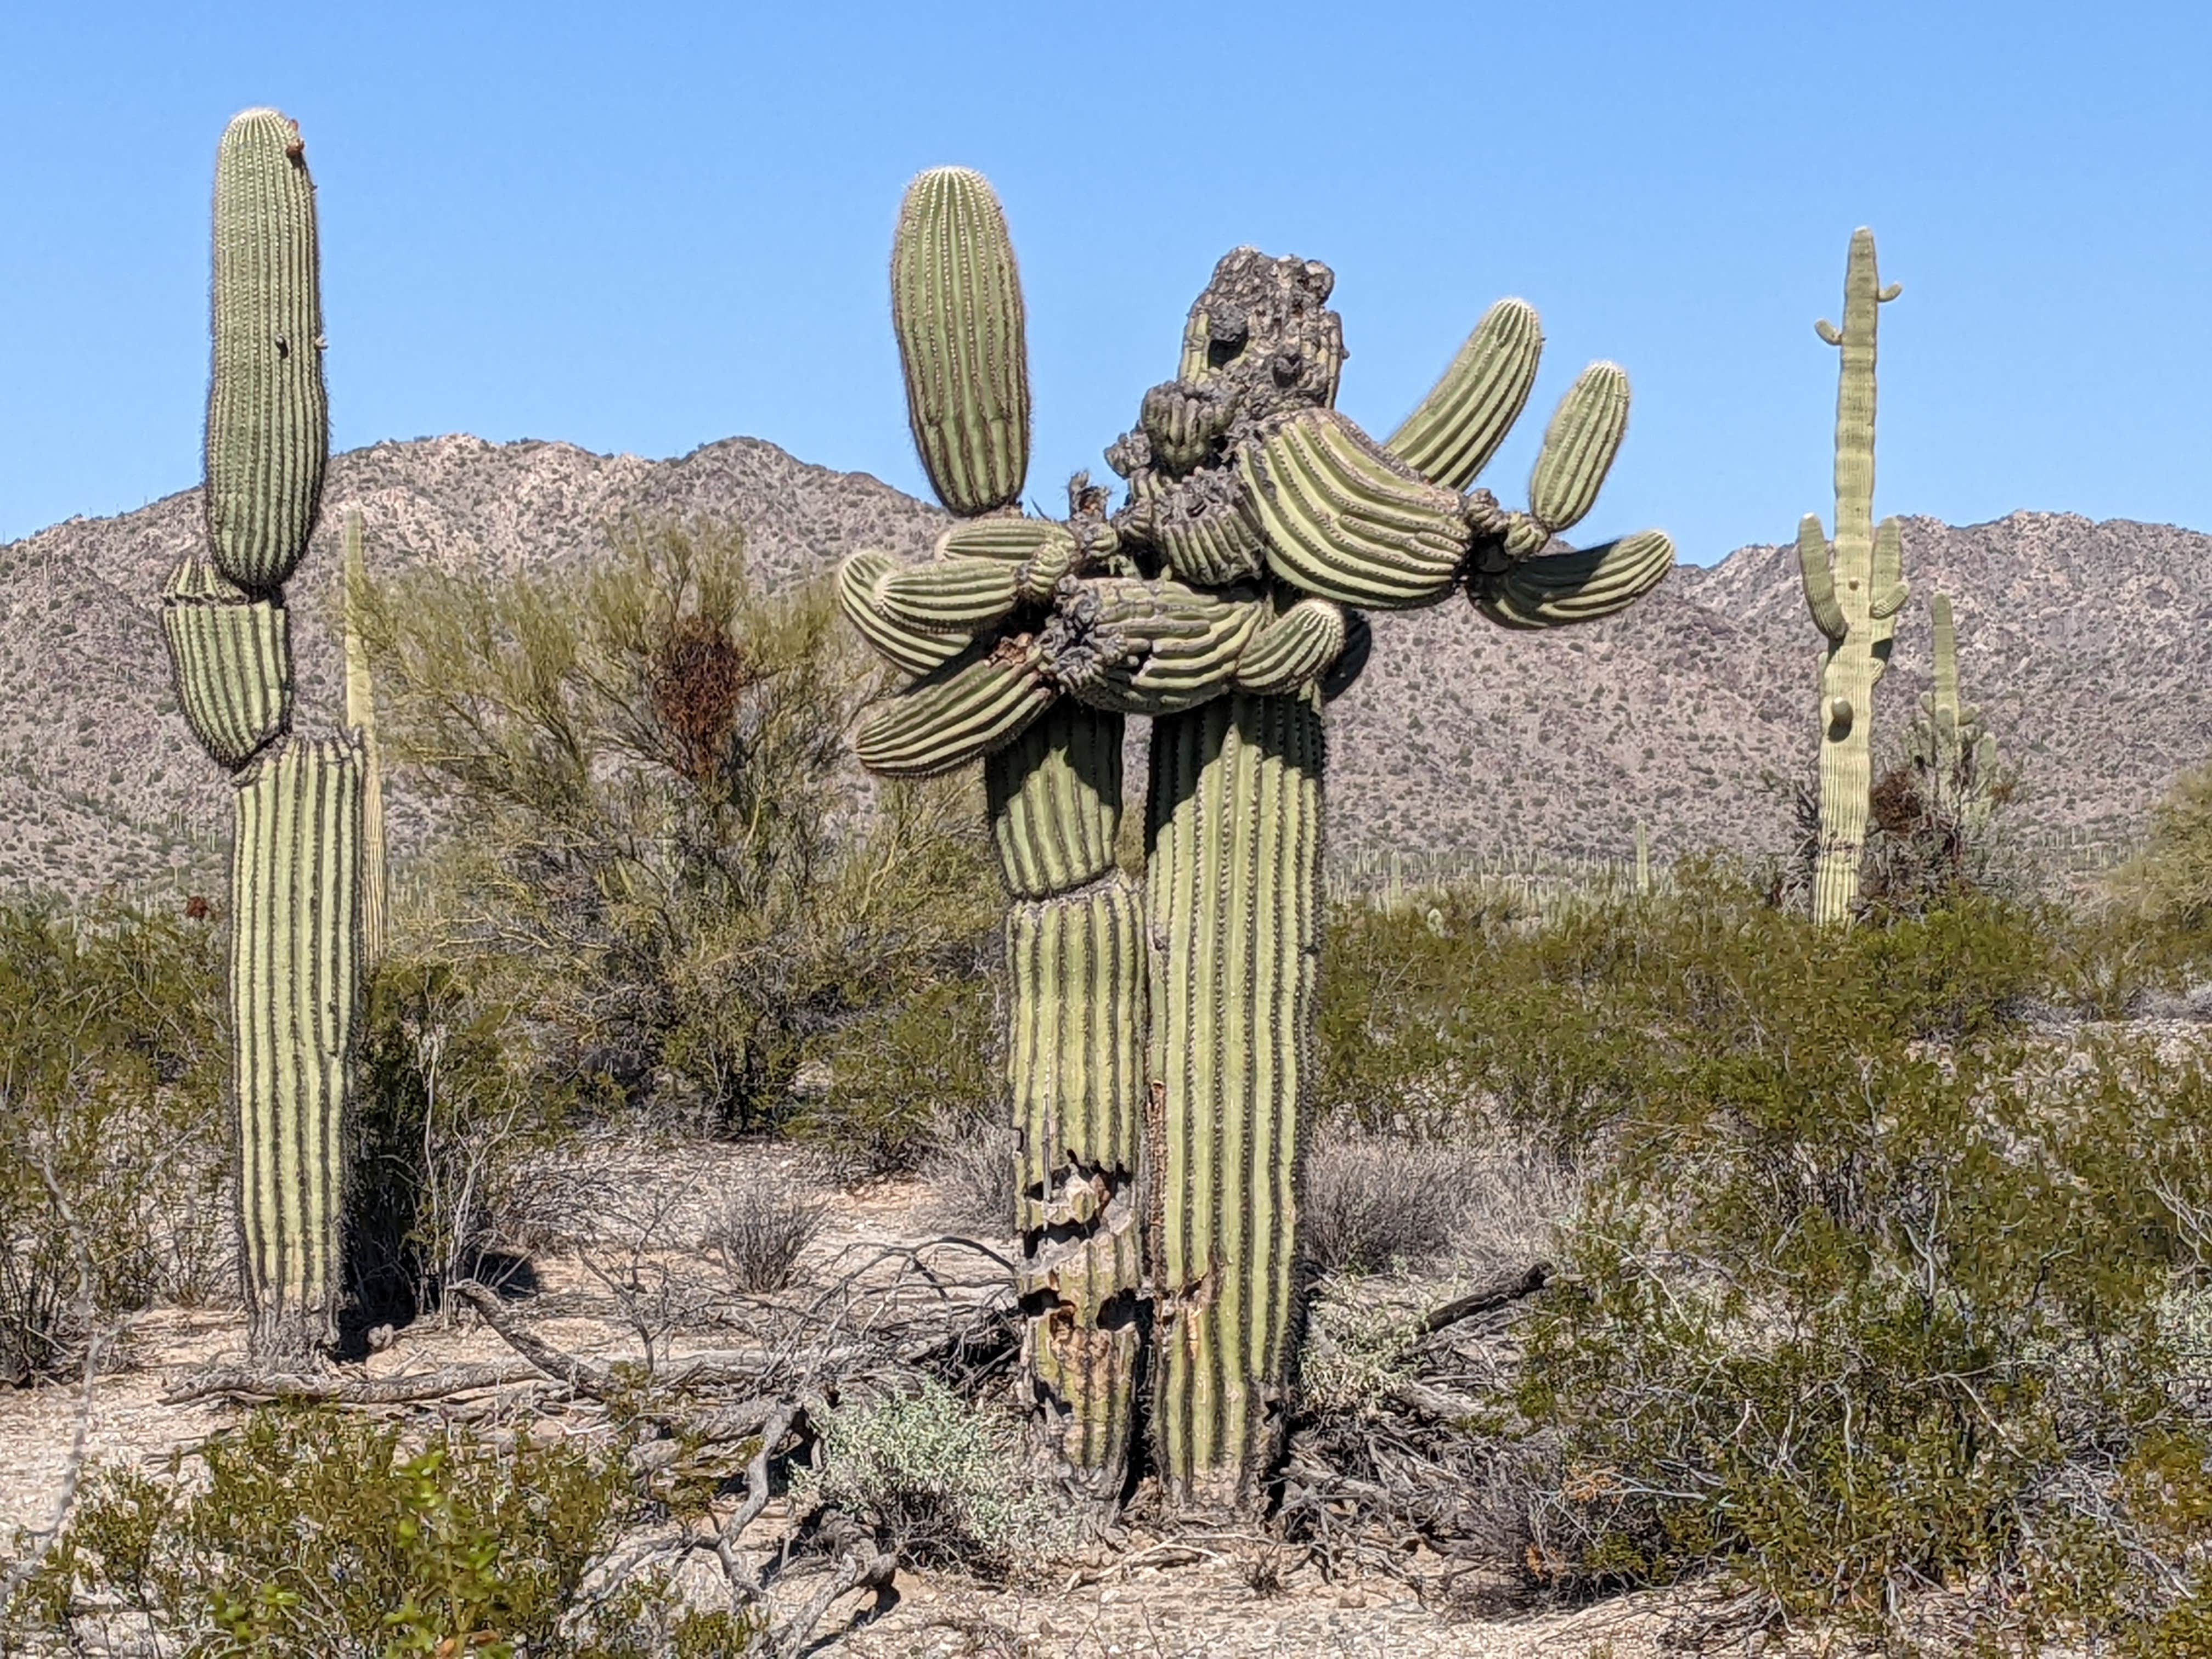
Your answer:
[2,432,2204,897]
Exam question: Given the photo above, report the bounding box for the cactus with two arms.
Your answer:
[841,168,1673,1512]
[1798,228,1907,926]
[159,111,365,1364]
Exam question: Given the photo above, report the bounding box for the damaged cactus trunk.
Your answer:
[1145,690,1323,1511]
[991,707,1147,1494]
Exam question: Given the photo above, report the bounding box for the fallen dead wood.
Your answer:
[162,1359,551,1406]
[1414,1260,1552,1336]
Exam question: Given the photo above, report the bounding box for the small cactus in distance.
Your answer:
[159,109,363,1365]
[1798,227,1907,927]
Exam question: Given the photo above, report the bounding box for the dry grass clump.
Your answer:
[699,1161,830,1294]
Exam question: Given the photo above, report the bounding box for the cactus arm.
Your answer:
[852,643,1056,776]
[1472,529,1675,630]
[1040,577,1263,716]
[1383,297,1543,490]
[874,556,1029,633]
[1798,515,1847,641]
[1869,578,1910,622]
[890,168,1029,516]
[162,555,293,770]
[1526,362,1631,534]
[837,550,972,676]
[1239,409,1471,609]
[1318,609,1372,701]
[1233,596,1349,693]
[206,110,326,593]
[937,516,1075,564]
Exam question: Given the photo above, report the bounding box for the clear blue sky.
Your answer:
[4,3,2208,562]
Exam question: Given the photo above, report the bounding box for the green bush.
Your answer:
[794,973,998,1175]
[7,1406,746,1656]
[0,897,228,1379]
[2116,761,2212,949]
[354,516,999,1136]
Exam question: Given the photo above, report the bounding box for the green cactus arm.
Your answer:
[837,550,972,676]
[1041,577,1263,716]
[1868,516,1908,624]
[206,109,326,593]
[162,555,293,771]
[1383,297,1543,490]
[876,556,1029,632]
[1319,610,1372,701]
[1238,409,1471,609]
[853,642,1056,776]
[1527,362,1630,534]
[1472,530,1675,630]
[937,516,1076,565]
[1931,592,1960,727]
[890,167,1030,516]
[1797,515,1846,641]
[1233,596,1348,693]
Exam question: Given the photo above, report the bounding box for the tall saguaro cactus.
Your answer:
[1798,227,1906,926]
[841,170,1673,1514]
[857,170,1147,1498]
[160,109,363,1364]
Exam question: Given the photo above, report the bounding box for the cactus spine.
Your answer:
[160,110,361,1364]
[843,177,1674,1516]
[1799,227,1906,926]
[342,510,387,964]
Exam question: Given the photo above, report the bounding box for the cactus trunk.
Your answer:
[1145,690,1323,1514]
[232,734,364,1362]
[990,705,1146,1497]
[1799,228,1905,927]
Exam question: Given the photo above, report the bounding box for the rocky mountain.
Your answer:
[2,432,2204,900]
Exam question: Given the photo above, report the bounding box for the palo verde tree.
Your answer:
[840,168,1673,1514]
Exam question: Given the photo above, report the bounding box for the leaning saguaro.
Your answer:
[1799,227,1908,926]
[160,110,363,1364]
[840,167,1673,1514]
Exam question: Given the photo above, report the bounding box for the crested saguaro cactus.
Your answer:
[840,168,1673,1514]
[160,109,363,1364]
[1799,227,1907,926]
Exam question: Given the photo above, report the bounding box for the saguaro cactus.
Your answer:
[1912,592,2004,837]
[842,171,1674,1514]
[1799,227,1907,926]
[851,170,1146,1499]
[159,109,362,1364]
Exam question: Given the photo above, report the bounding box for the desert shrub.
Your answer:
[1298,1119,1484,1278]
[800,1380,1066,1579]
[918,1104,1017,1234]
[5,1404,740,1656]
[0,898,227,1379]
[798,973,998,1176]
[700,1163,828,1293]
[354,516,998,1136]
[1499,921,2212,1643]
[2116,761,2212,948]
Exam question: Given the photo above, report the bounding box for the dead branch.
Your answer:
[161,1359,551,1406]
[1414,1259,1552,1336]
[448,1278,620,1394]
